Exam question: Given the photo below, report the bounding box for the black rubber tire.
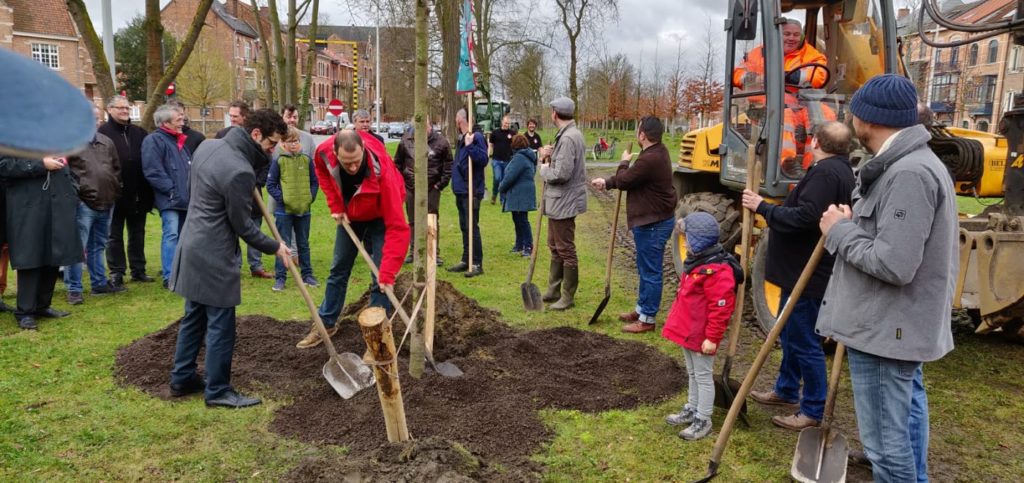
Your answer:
[671,192,741,277]
[751,228,777,334]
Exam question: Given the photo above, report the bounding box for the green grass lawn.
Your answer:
[1,153,1022,480]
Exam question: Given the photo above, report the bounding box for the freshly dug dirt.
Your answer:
[115,277,683,479]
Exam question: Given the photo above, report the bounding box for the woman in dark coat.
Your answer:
[498,135,538,257]
[0,156,83,329]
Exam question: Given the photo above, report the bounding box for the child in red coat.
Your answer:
[662,212,738,440]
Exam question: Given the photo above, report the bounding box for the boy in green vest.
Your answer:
[267,126,319,291]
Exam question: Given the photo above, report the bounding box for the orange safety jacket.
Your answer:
[732,43,828,89]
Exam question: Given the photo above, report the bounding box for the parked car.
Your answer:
[310,120,337,135]
[388,122,408,139]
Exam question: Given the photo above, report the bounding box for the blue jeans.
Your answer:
[632,217,674,323]
[847,347,930,483]
[491,159,508,202]
[274,213,313,281]
[64,202,112,293]
[170,300,237,400]
[159,209,186,283]
[318,219,390,327]
[455,194,483,266]
[511,211,532,251]
[773,290,826,420]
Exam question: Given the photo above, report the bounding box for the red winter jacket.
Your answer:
[662,261,736,354]
[313,131,409,285]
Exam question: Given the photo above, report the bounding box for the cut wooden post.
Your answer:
[358,306,410,442]
[425,214,438,353]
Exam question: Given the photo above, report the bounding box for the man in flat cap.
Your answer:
[537,97,587,310]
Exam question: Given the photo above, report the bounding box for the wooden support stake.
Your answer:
[358,306,410,442]
[425,214,438,353]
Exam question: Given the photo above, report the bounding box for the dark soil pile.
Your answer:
[115,277,682,479]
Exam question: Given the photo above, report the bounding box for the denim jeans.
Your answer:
[159,209,186,283]
[491,159,508,202]
[318,219,390,327]
[773,290,827,420]
[632,217,674,323]
[455,194,483,266]
[511,211,532,251]
[64,202,112,293]
[274,213,313,281]
[683,348,715,420]
[847,347,930,483]
[170,300,237,401]
[246,214,265,271]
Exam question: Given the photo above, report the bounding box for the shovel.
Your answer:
[792,342,848,483]
[521,180,546,311]
[340,219,464,377]
[252,190,374,399]
[588,142,631,325]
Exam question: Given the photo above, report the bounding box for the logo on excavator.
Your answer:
[1012,154,1024,169]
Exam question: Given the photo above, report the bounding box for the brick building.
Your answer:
[0,0,98,103]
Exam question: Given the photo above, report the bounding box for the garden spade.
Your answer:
[588,179,624,325]
[340,219,464,378]
[521,180,545,311]
[252,190,374,399]
[791,342,848,483]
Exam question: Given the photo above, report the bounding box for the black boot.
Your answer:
[550,265,578,310]
[542,258,563,303]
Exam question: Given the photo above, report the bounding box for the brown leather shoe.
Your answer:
[750,389,798,407]
[771,412,820,432]
[296,325,338,349]
[618,311,640,322]
[621,321,655,333]
[251,269,274,279]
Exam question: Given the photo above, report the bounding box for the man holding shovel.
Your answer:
[168,109,291,408]
[296,129,410,349]
[740,121,855,430]
[818,75,957,482]
[447,109,488,278]
[590,116,677,332]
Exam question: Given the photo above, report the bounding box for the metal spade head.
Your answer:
[791,427,849,483]
[521,282,543,311]
[322,352,375,399]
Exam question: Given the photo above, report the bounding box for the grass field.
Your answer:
[1,140,1022,481]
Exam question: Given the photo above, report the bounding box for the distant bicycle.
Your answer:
[591,136,619,160]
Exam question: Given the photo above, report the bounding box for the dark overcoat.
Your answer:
[0,157,83,269]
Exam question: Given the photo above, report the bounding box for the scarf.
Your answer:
[160,126,187,151]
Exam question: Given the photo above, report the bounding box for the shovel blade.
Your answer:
[792,428,849,483]
[433,360,464,377]
[588,288,611,325]
[713,376,747,415]
[521,282,542,311]
[322,352,375,399]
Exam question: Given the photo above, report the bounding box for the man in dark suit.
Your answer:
[167,109,290,408]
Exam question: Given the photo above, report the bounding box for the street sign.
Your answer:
[328,99,344,116]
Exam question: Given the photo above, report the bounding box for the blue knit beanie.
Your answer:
[849,74,919,128]
[683,212,719,254]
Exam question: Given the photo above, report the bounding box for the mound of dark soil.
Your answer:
[115,277,682,479]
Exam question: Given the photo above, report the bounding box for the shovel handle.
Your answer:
[604,186,623,286]
[820,342,845,433]
[524,181,546,284]
[252,189,342,360]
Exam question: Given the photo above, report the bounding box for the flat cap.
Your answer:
[549,96,575,116]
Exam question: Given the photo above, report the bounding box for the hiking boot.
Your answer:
[772,412,820,432]
[542,259,564,302]
[92,282,127,295]
[66,292,84,305]
[679,417,713,441]
[17,316,38,330]
[665,406,696,426]
[302,276,319,288]
[618,310,640,322]
[550,266,578,311]
[296,325,338,349]
[447,261,469,273]
[621,321,655,334]
[169,374,206,397]
[464,265,484,278]
[272,279,285,292]
[750,390,798,407]
[251,268,274,279]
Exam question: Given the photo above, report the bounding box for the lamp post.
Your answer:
[101,0,115,87]
[375,13,381,127]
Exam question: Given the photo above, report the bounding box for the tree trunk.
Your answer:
[408,0,430,379]
[568,35,578,118]
[357,307,410,443]
[144,0,164,98]
[437,0,460,142]
[268,0,285,109]
[297,0,319,128]
[250,1,275,109]
[141,0,215,130]
[66,0,114,102]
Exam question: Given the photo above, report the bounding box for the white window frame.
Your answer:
[31,43,60,69]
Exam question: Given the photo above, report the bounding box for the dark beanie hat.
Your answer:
[849,74,919,128]
[683,212,719,254]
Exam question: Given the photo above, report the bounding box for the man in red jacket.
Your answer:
[296,129,410,349]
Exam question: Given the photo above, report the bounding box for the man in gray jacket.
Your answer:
[168,109,290,409]
[818,74,957,482]
[537,97,587,310]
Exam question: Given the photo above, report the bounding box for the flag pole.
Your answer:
[467,93,475,272]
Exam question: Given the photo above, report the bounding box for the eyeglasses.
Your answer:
[111,106,130,110]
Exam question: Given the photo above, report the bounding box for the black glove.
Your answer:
[784,70,802,86]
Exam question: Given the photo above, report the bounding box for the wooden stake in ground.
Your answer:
[425,214,438,353]
[358,306,410,443]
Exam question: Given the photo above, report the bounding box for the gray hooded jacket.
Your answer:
[539,121,587,220]
[815,124,957,362]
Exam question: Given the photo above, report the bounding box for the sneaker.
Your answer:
[771,412,820,432]
[296,325,338,349]
[66,292,84,305]
[302,276,320,288]
[109,273,125,288]
[447,261,469,273]
[665,407,696,426]
[162,279,169,289]
[521,248,533,257]
[272,279,285,292]
[679,417,713,441]
[131,273,155,283]
[436,257,444,267]
[464,266,484,278]
[92,282,127,295]
[621,321,655,333]
[750,390,798,407]
[510,246,521,254]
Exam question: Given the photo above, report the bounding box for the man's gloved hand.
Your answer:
[784,70,802,86]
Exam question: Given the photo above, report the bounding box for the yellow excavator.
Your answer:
[671,0,1024,340]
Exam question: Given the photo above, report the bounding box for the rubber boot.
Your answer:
[542,258,563,302]
[550,265,578,311]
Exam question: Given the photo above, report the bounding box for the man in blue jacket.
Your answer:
[448,108,488,278]
[142,104,191,288]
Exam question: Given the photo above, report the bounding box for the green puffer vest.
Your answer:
[279,152,313,214]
